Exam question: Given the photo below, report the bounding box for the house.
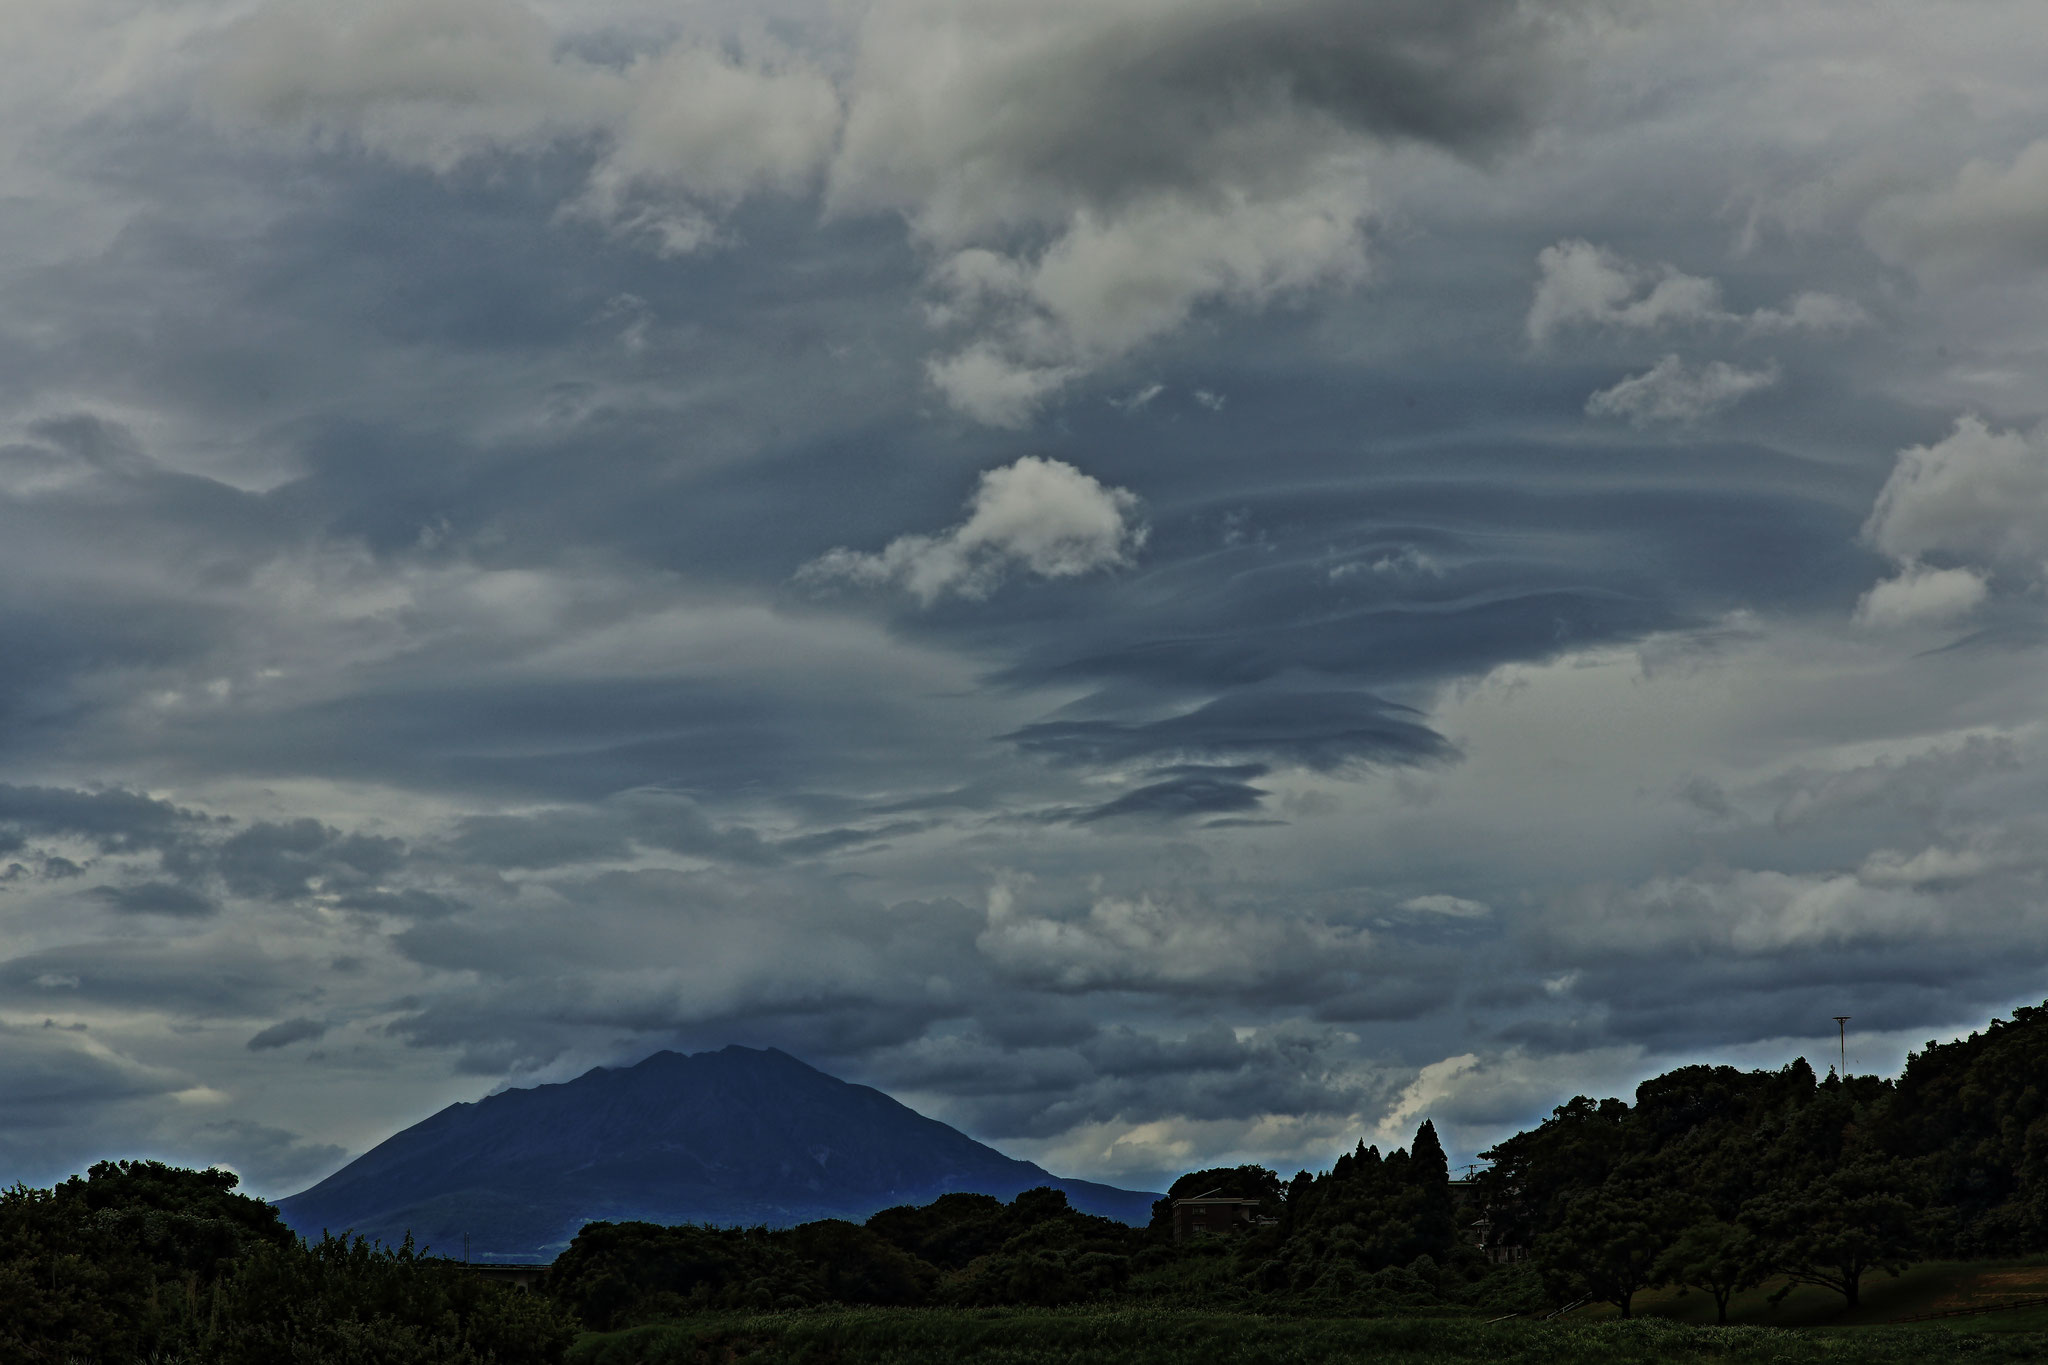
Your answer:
[1450,1175,1526,1265]
[1169,1192,1267,1241]
[1464,1213,1528,1265]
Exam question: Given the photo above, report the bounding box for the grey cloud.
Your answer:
[835,0,1592,419]
[0,1024,186,1186]
[877,1020,1393,1148]
[218,819,405,901]
[0,783,215,854]
[247,1016,330,1051]
[773,820,933,859]
[1766,735,2022,835]
[0,939,304,1019]
[1551,944,2048,1060]
[377,872,986,1073]
[976,886,1391,1004]
[836,0,1581,232]
[960,434,1876,702]
[0,1023,177,1119]
[447,791,776,870]
[332,888,466,920]
[92,881,219,918]
[10,0,2048,1197]
[1074,765,1270,823]
[1010,691,1454,773]
[1865,139,2048,276]
[185,1118,348,1198]
[1311,978,1450,1024]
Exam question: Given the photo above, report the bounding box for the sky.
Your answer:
[5,0,2048,1200]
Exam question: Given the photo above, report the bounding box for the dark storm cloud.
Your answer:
[217,820,405,901]
[0,784,215,855]
[247,1016,329,1051]
[1014,694,1452,773]
[1506,943,2047,1063]
[975,434,1878,697]
[1311,978,1452,1024]
[773,819,934,858]
[881,1022,1394,1144]
[9,0,2048,1196]
[1073,765,1271,822]
[1053,0,1580,172]
[152,679,860,803]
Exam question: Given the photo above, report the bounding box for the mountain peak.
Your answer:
[277,1047,1156,1261]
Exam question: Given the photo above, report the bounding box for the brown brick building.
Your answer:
[1169,1195,1266,1241]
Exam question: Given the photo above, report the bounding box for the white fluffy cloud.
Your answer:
[1584,354,1779,425]
[566,43,842,255]
[1848,415,2048,628]
[1853,563,1989,629]
[1528,240,1724,344]
[1866,138,2048,277]
[212,0,617,171]
[1527,240,1865,345]
[1864,416,2048,571]
[800,456,1146,604]
[921,182,1373,426]
[214,0,840,250]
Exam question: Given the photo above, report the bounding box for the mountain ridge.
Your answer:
[276,1044,1158,1261]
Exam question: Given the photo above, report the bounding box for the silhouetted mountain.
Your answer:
[275,1046,1159,1261]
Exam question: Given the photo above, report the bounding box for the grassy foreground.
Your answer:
[565,1306,2048,1365]
[1588,1258,2048,1330]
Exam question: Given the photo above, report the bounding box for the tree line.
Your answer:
[1477,1000,2048,1319]
[6,998,2046,1357]
[0,1159,577,1363]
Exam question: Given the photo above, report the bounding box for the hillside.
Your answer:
[275,1045,1157,1260]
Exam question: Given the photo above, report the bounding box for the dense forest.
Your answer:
[7,1000,2048,1361]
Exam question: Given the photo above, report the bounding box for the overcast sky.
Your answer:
[6,0,2048,1199]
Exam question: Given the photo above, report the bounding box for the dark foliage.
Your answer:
[562,1308,2048,1365]
[1478,1053,1945,1315]
[545,1186,1147,1328]
[0,1160,576,1363]
[1886,1002,2048,1255]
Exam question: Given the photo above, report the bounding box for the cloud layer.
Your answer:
[4,0,2048,1198]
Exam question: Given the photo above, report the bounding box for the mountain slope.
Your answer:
[275,1046,1158,1260]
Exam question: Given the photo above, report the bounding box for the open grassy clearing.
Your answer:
[565,1306,2048,1365]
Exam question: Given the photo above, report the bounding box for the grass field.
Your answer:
[1589,1256,2048,1331]
[565,1304,2048,1365]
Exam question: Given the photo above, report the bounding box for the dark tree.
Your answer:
[1532,1172,1679,1318]
[1654,1215,1766,1324]
[1748,1157,1925,1310]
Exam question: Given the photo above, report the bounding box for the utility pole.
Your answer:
[1833,1016,1851,1078]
